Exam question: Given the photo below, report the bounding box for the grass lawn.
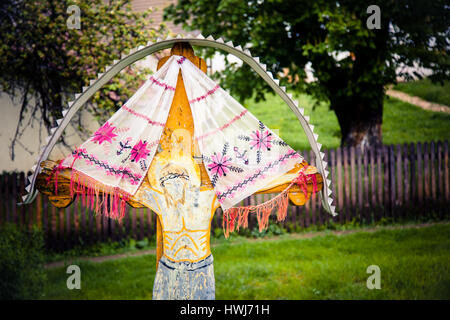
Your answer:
[394,79,450,106]
[42,223,450,300]
[243,93,450,151]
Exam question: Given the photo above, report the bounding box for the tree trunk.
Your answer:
[331,90,383,151]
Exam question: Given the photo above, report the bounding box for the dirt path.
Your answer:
[386,88,450,113]
[45,221,448,269]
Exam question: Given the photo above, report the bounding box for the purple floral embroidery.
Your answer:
[250,129,272,150]
[238,121,287,164]
[208,153,232,177]
[233,146,249,165]
[204,143,243,187]
[117,137,132,155]
[130,140,151,162]
[92,122,117,145]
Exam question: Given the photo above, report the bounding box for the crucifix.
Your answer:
[36,43,323,300]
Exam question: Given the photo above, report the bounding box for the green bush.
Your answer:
[0,224,46,300]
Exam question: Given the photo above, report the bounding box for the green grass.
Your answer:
[41,223,450,300]
[382,97,450,145]
[243,93,450,150]
[394,79,450,106]
[45,237,156,263]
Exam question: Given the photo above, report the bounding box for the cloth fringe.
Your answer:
[49,165,130,220]
[222,169,318,238]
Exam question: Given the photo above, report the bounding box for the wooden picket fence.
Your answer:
[0,140,448,250]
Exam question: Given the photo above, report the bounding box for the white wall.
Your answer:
[0,93,101,172]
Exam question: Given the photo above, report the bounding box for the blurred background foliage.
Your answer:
[0,224,46,299]
[0,0,168,159]
[165,0,449,149]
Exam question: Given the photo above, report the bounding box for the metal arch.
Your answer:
[21,35,336,216]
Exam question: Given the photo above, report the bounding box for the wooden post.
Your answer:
[423,142,430,217]
[32,191,40,229]
[65,205,72,248]
[95,206,101,243]
[50,205,57,249]
[376,147,383,221]
[370,148,376,220]
[437,141,443,217]
[329,148,338,225]
[396,144,403,220]
[417,142,423,204]
[389,145,396,219]
[357,148,364,222]
[343,147,350,222]
[409,143,417,210]
[146,208,152,239]
[430,141,437,202]
[350,146,356,218]
[403,144,410,220]
[42,195,48,239]
[110,207,117,242]
[58,208,65,250]
[363,147,370,224]
[140,208,145,241]
[304,198,310,228]
[337,147,344,224]
[132,207,137,240]
[444,141,449,202]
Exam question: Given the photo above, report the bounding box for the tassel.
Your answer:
[63,167,130,221]
[222,168,318,238]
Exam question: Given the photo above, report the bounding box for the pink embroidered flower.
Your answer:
[208,153,232,177]
[130,140,151,162]
[92,122,117,145]
[250,129,272,151]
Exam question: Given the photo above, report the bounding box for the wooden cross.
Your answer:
[36,42,322,298]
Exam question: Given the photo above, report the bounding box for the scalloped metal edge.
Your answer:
[20,33,337,217]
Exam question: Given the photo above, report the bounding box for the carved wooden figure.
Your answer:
[36,43,323,300]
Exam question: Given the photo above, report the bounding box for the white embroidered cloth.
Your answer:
[61,55,303,210]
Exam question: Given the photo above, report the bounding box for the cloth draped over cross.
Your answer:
[55,55,318,236]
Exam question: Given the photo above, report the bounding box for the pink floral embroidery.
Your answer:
[208,153,232,177]
[250,129,272,151]
[92,122,117,145]
[130,140,151,162]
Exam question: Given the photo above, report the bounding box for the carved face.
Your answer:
[159,163,190,206]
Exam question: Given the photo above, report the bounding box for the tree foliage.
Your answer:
[0,0,167,159]
[165,0,449,148]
